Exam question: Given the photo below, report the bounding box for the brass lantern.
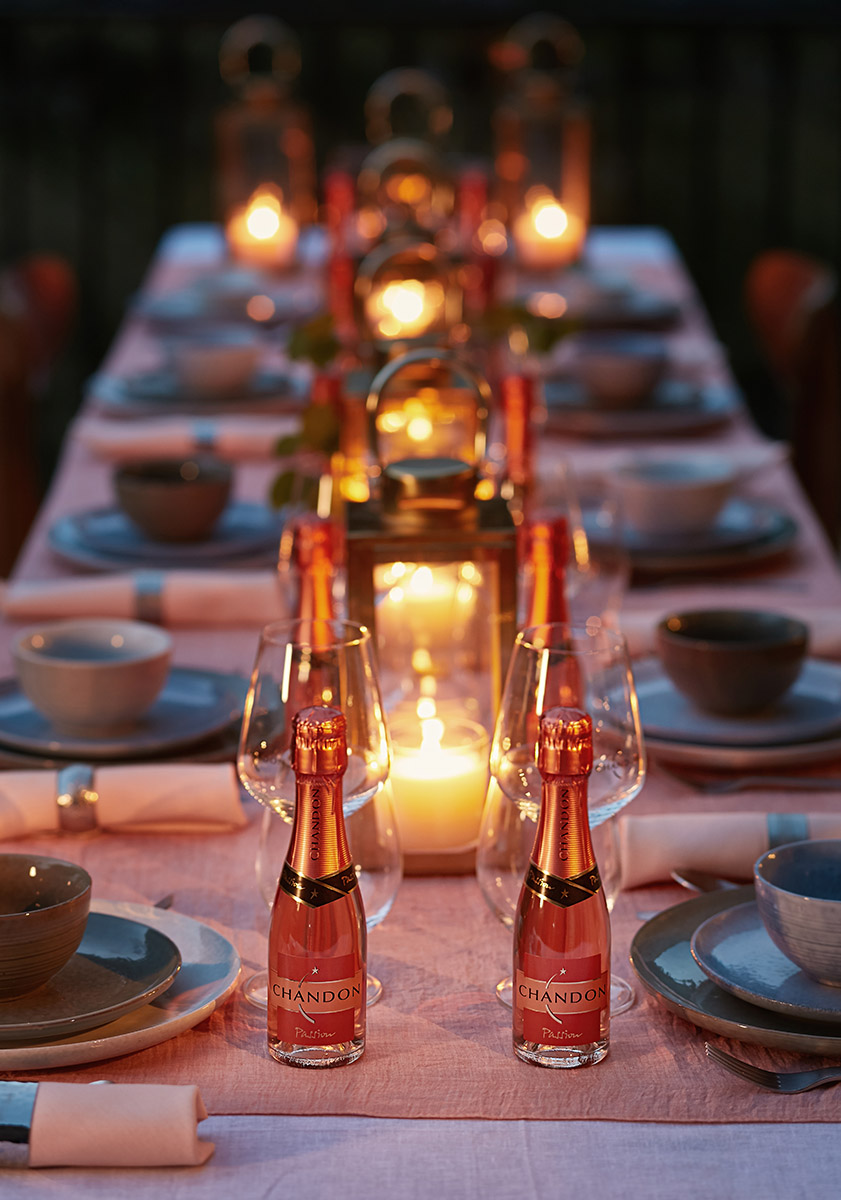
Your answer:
[215,16,316,227]
[345,348,517,736]
[354,236,464,355]
[492,14,590,268]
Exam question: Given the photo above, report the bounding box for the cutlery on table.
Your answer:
[705,1043,841,1092]
[670,868,742,892]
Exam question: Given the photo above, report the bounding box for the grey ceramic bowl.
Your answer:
[655,609,808,716]
[0,854,91,999]
[755,839,841,986]
[568,331,668,409]
[114,456,233,542]
[13,618,173,736]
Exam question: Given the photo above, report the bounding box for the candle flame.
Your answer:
[382,281,426,324]
[533,199,569,241]
[245,194,283,241]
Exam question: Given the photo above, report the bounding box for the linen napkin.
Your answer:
[77,414,299,462]
[0,763,246,839]
[28,1082,213,1168]
[618,810,841,889]
[2,569,288,627]
[618,605,841,660]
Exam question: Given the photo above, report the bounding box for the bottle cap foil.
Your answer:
[292,705,348,775]
[537,706,593,776]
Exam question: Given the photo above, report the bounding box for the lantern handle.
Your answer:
[365,347,491,467]
[364,68,452,145]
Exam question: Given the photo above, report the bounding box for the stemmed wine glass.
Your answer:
[237,618,393,1006]
[476,620,645,1013]
[254,781,402,1006]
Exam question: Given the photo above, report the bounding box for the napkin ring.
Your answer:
[56,765,99,834]
[135,570,164,624]
[0,1080,37,1166]
[766,812,808,849]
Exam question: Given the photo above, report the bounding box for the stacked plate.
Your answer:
[0,900,240,1068]
[48,502,285,572]
[88,367,301,418]
[635,656,841,769]
[631,887,841,1053]
[0,667,247,768]
[543,378,740,439]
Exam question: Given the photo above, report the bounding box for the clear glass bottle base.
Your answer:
[514,1037,609,1069]
[268,1037,365,1068]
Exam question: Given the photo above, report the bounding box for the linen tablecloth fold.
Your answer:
[618,810,841,888]
[2,570,287,627]
[77,414,299,462]
[28,1083,213,1168]
[0,763,246,839]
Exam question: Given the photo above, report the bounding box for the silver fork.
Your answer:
[705,1043,841,1092]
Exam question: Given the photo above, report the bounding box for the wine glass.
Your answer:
[237,618,392,1004]
[476,620,645,1013]
[531,459,630,625]
[252,781,402,1007]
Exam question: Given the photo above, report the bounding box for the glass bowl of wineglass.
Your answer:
[476,620,645,1013]
[237,618,392,1004]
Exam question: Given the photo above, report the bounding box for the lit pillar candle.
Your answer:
[389,710,489,853]
[226,188,298,270]
[512,194,585,270]
[365,278,445,340]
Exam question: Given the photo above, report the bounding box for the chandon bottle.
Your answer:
[513,707,610,1068]
[292,516,337,623]
[267,706,366,1067]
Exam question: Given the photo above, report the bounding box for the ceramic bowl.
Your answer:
[13,618,173,736]
[755,839,841,985]
[655,609,808,716]
[114,456,233,542]
[567,331,668,408]
[616,455,736,536]
[167,324,261,395]
[0,854,91,999]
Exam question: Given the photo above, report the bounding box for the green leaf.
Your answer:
[287,312,341,368]
[301,403,341,455]
[273,434,303,458]
[269,469,322,511]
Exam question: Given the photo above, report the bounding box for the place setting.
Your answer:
[634,608,841,769]
[0,618,247,767]
[630,839,841,1056]
[48,455,287,572]
[0,853,241,1071]
[540,331,740,438]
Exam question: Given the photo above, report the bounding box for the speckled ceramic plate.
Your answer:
[636,657,841,747]
[542,380,738,438]
[630,886,841,1054]
[691,901,841,1025]
[88,367,300,416]
[48,501,285,571]
[0,900,240,1069]
[0,912,180,1043]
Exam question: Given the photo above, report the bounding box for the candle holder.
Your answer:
[357,140,455,237]
[225,184,299,271]
[215,16,316,228]
[354,236,464,354]
[491,13,591,267]
[345,348,517,747]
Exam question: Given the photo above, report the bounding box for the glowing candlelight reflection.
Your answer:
[226,187,298,270]
[366,278,445,340]
[512,191,585,270]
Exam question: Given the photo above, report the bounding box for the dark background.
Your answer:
[2,1,840,485]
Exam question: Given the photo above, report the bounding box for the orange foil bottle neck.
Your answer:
[287,705,352,880]
[522,514,570,626]
[531,706,595,880]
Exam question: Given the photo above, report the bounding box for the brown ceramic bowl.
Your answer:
[114,456,233,542]
[0,854,92,999]
[655,609,809,716]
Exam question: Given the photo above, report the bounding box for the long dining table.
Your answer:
[2,224,841,1197]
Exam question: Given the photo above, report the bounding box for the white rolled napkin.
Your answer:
[28,1083,213,1168]
[2,569,287,627]
[0,763,246,839]
[618,811,841,889]
[77,414,299,462]
[618,605,841,661]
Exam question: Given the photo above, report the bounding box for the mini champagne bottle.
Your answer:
[267,705,366,1067]
[513,706,610,1068]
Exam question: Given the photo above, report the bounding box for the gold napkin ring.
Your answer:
[56,765,99,834]
[135,571,164,623]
